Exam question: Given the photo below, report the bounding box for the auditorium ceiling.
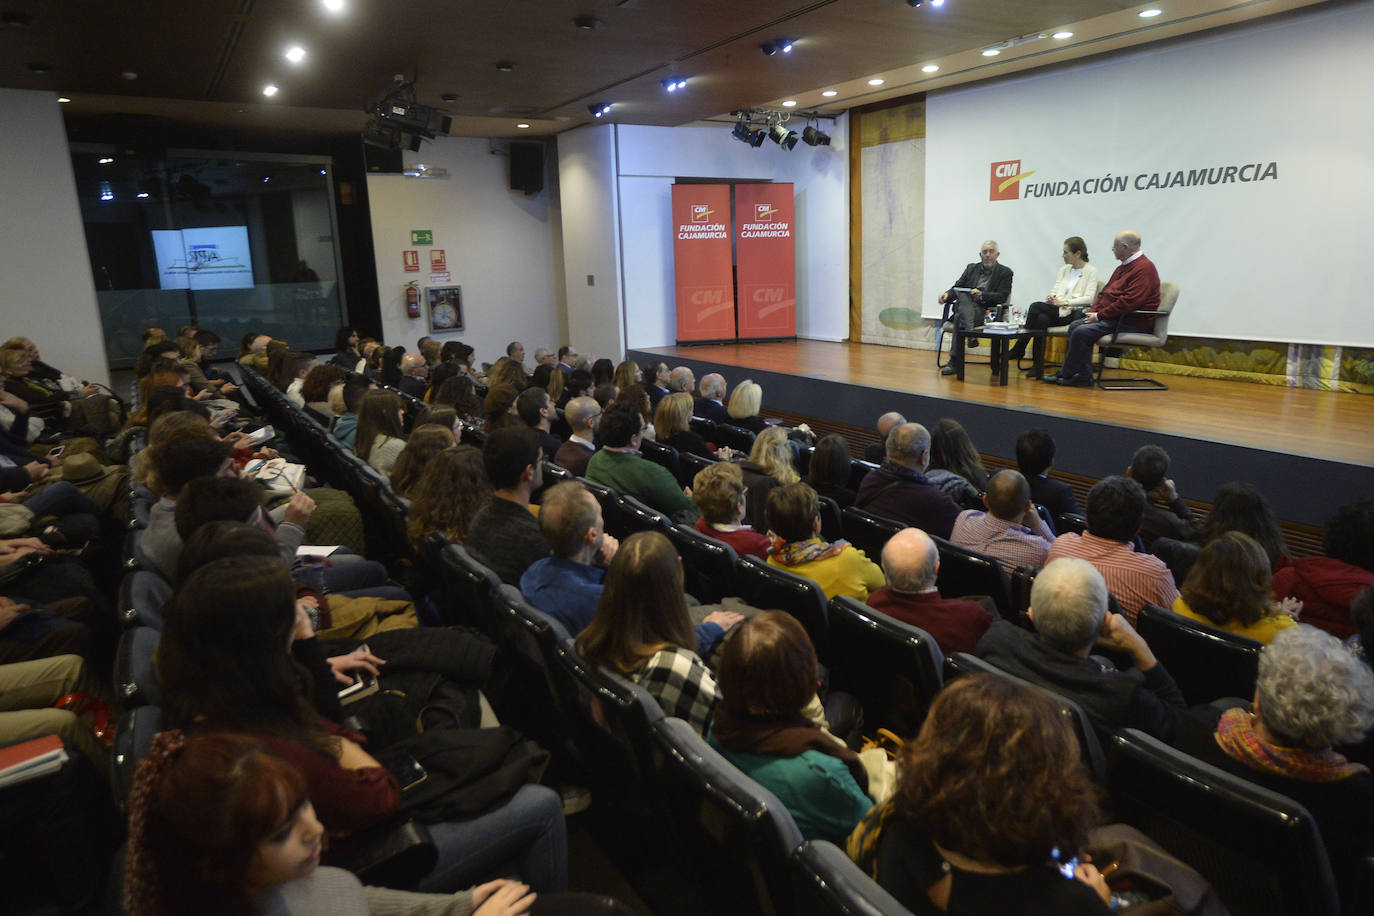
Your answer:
[0,0,1331,137]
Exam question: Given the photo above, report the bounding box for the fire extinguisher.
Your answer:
[405,281,420,319]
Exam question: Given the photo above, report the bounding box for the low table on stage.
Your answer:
[954,326,1046,385]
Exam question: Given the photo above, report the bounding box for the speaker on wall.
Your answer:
[509,142,545,193]
[363,141,403,174]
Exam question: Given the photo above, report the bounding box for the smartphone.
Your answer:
[394,755,428,792]
[1051,847,1078,879]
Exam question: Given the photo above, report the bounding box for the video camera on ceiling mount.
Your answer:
[362,76,452,152]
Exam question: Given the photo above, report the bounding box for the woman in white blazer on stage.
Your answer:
[1009,236,1099,378]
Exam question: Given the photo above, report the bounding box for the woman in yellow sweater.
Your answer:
[765,482,885,601]
[1173,531,1301,643]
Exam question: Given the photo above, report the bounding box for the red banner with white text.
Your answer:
[734,182,796,339]
[671,184,736,343]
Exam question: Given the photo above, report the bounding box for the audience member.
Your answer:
[519,483,620,635]
[976,557,1186,741]
[275,352,317,408]
[1271,497,1374,639]
[1172,532,1300,643]
[1016,428,1080,519]
[925,418,988,509]
[328,326,363,372]
[0,654,108,770]
[1173,626,1374,904]
[1154,480,1289,585]
[805,434,856,510]
[389,424,457,498]
[853,674,1109,915]
[645,362,671,407]
[725,379,768,433]
[655,392,715,460]
[488,356,527,393]
[863,412,905,464]
[577,531,729,736]
[950,469,1056,575]
[616,383,654,441]
[766,483,884,601]
[855,423,962,539]
[667,366,696,396]
[407,446,491,544]
[585,401,694,517]
[516,386,562,460]
[355,390,406,474]
[1045,475,1178,622]
[868,528,993,655]
[591,358,615,389]
[693,373,730,425]
[691,461,771,559]
[709,612,873,844]
[611,360,640,392]
[738,426,800,531]
[299,364,346,419]
[330,377,369,449]
[1127,444,1202,548]
[397,352,430,399]
[468,427,550,585]
[552,396,599,477]
[431,374,484,424]
[483,384,522,434]
[557,369,593,410]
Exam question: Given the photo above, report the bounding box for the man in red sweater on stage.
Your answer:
[1046,229,1160,387]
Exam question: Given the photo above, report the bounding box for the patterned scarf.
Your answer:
[769,535,851,566]
[1214,707,1368,783]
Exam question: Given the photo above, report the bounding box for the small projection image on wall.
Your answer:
[152,227,255,290]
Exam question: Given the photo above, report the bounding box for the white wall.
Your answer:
[368,138,560,364]
[616,121,849,349]
[556,126,625,363]
[0,90,110,384]
[922,1,1372,347]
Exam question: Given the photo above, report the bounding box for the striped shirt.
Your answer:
[1046,531,1179,623]
[950,509,1054,575]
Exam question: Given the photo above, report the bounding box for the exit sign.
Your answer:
[410,229,433,245]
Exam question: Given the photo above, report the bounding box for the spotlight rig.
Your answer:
[729,109,836,152]
[362,76,452,152]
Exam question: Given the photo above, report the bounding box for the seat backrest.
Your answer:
[436,541,503,630]
[1134,604,1261,704]
[826,596,943,737]
[578,477,620,532]
[666,523,740,603]
[714,423,757,453]
[928,533,1014,618]
[612,493,671,539]
[639,437,682,481]
[840,506,905,563]
[118,569,173,630]
[733,556,830,662]
[111,705,162,812]
[487,585,575,757]
[789,840,916,916]
[1154,281,1180,338]
[848,460,880,493]
[114,626,162,709]
[542,460,574,484]
[678,450,719,490]
[689,416,719,442]
[1107,728,1339,916]
[1055,512,1089,535]
[946,653,1106,783]
[817,494,843,543]
[653,716,803,916]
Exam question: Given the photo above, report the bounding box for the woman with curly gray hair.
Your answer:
[1177,625,1374,904]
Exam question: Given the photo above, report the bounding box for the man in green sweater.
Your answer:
[585,401,695,517]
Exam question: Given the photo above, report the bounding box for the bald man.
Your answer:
[1047,229,1160,387]
[950,469,1056,575]
[863,411,906,463]
[693,373,730,424]
[397,352,429,398]
[866,527,993,655]
[939,240,1013,377]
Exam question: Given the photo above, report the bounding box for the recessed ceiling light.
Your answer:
[495,61,517,72]
[922,64,939,73]
[517,123,530,129]
[98,157,114,164]
[1053,31,1074,39]
[821,90,837,97]
[782,100,797,108]
[136,191,149,199]
[285,46,306,63]
[867,78,884,86]
[321,0,344,12]
[262,84,279,97]
[57,96,71,103]
[121,70,138,80]
[1139,8,1163,17]
[982,48,1001,57]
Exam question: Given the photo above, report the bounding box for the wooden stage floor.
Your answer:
[639,339,1374,468]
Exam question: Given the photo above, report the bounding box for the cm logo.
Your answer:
[990,160,1035,201]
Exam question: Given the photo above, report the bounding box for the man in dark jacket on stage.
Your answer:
[939,240,1013,376]
[1047,229,1160,387]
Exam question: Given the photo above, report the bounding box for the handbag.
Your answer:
[377,724,549,823]
[0,503,34,537]
[1084,823,1228,915]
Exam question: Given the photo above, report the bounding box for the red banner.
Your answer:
[672,184,736,343]
[734,183,796,339]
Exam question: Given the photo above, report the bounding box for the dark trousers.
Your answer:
[947,293,982,367]
[1008,301,1083,362]
[1059,316,1121,380]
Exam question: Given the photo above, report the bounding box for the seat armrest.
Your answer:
[342,819,437,889]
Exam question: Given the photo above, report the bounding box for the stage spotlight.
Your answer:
[747,127,767,147]
[770,121,798,150]
[761,38,796,56]
[802,124,830,147]
[732,120,751,143]
[661,75,688,92]
[588,102,611,117]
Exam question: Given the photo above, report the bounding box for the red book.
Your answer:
[0,734,68,786]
